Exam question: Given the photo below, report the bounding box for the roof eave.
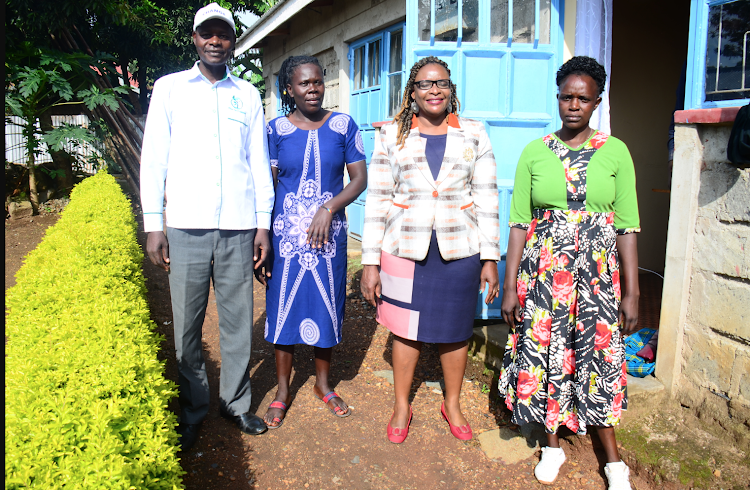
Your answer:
[234,0,316,57]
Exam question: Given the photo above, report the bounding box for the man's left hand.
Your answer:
[254,229,272,286]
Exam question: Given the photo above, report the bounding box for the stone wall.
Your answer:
[658,120,750,438]
[259,0,405,121]
[682,124,750,420]
[314,48,340,113]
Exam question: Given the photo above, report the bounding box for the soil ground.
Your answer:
[6,201,749,490]
[5,212,60,290]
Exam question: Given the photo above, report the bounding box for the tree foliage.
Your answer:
[6,0,275,113]
[6,0,274,209]
[5,43,128,208]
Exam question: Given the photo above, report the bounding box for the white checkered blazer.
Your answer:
[361,115,501,265]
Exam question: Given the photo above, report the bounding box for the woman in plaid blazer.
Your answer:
[360,57,501,444]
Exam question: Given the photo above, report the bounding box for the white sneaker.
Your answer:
[534,446,566,485]
[604,461,632,490]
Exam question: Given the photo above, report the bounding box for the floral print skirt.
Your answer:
[498,209,628,435]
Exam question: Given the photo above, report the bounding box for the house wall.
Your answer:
[562,0,575,61]
[680,123,750,424]
[260,0,406,121]
[609,0,691,273]
[656,120,750,431]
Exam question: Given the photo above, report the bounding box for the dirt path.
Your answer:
[6,207,658,490]
[128,205,658,490]
[5,213,60,290]
[164,283,642,490]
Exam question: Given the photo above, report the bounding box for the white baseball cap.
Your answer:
[193,3,236,32]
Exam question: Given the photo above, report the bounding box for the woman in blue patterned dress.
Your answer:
[262,56,367,428]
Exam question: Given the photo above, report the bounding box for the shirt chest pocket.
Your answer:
[221,112,248,148]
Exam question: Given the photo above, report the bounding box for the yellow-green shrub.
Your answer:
[5,172,184,489]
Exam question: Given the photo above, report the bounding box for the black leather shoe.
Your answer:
[220,409,268,435]
[176,423,201,452]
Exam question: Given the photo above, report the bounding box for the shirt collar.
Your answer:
[410,113,461,130]
[188,61,234,86]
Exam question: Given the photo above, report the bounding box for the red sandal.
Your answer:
[264,401,287,429]
[387,405,412,444]
[318,391,351,418]
[441,402,472,441]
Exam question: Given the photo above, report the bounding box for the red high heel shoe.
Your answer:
[387,406,412,444]
[441,402,472,441]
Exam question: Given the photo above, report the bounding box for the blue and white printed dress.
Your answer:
[265,113,366,347]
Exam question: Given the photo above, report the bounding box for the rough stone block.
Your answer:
[718,169,750,223]
[657,456,681,482]
[8,201,33,220]
[469,324,509,370]
[698,167,733,209]
[478,426,542,464]
[372,370,393,385]
[627,375,665,398]
[731,351,750,406]
[729,399,750,428]
[682,327,737,394]
[690,272,750,340]
[693,218,750,279]
[698,126,731,167]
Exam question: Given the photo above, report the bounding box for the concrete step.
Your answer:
[627,373,665,397]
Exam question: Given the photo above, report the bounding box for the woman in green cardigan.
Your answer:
[498,56,639,490]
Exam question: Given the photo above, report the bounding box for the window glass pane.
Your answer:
[388,73,403,118]
[389,30,403,73]
[435,0,458,42]
[512,0,534,44]
[419,0,431,41]
[368,40,381,87]
[539,0,551,45]
[354,46,364,90]
[705,0,750,102]
[462,0,479,42]
[491,0,508,43]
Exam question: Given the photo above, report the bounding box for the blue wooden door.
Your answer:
[406,0,563,318]
[348,25,406,239]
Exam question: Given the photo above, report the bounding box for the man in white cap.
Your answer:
[140,2,273,451]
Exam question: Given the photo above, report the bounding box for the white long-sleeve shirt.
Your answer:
[140,62,274,232]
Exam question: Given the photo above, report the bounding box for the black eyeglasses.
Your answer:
[414,79,451,90]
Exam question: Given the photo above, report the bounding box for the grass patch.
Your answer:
[618,424,715,486]
[347,253,362,274]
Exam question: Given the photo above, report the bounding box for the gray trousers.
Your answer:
[167,227,256,424]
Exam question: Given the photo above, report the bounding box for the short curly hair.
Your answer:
[278,55,324,116]
[555,56,607,95]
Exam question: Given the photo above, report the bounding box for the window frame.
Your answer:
[348,22,407,123]
[685,0,750,109]
[351,36,382,93]
[275,77,281,117]
[415,0,554,48]
[386,28,406,118]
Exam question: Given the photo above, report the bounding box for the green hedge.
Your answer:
[5,172,184,489]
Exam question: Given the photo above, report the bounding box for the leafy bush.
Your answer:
[5,172,184,489]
